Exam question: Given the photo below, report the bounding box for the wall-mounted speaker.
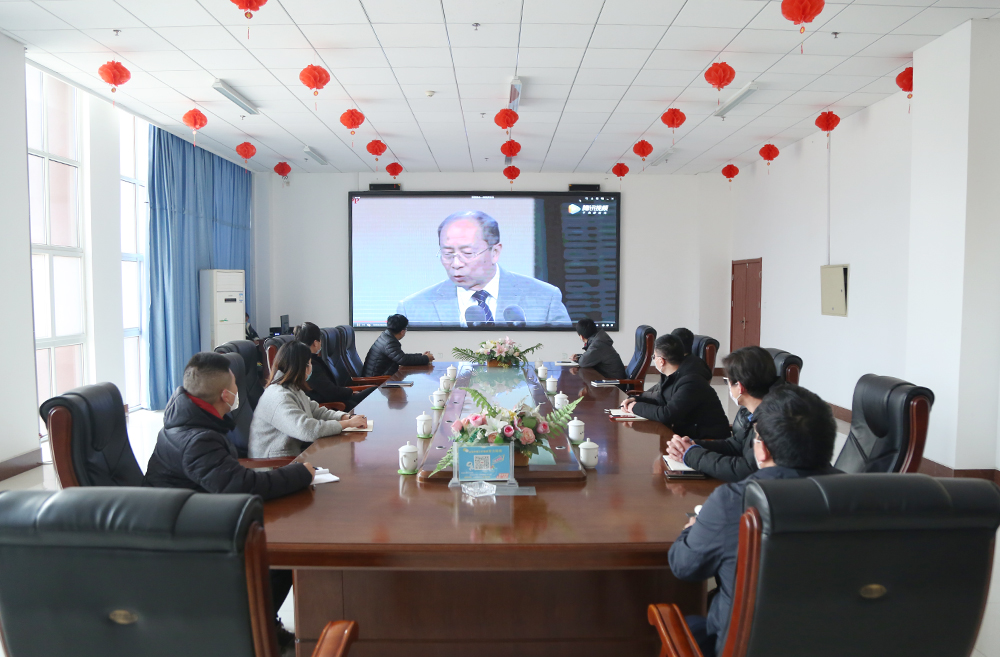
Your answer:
[569,184,601,192]
[369,183,401,191]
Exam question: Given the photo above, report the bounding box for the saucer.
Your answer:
[398,468,418,475]
[430,405,445,410]
[416,434,433,439]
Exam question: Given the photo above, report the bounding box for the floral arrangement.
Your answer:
[431,389,582,475]
[452,337,542,368]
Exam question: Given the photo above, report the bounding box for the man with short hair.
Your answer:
[670,327,713,382]
[362,314,434,377]
[669,385,841,657]
[572,317,627,380]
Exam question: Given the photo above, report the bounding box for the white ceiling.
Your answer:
[1,0,995,175]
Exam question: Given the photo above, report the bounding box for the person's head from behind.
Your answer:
[752,384,836,470]
[670,328,694,356]
[437,211,502,290]
[269,341,312,390]
[387,314,409,338]
[183,352,238,415]
[652,334,686,375]
[576,318,598,343]
[294,321,323,354]
[722,346,777,406]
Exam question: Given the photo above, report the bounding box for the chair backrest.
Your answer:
[834,374,935,474]
[725,474,1000,657]
[337,325,365,378]
[215,340,266,409]
[764,347,802,386]
[262,335,294,373]
[320,327,353,387]
[691,334,720,373]
[0,487,279,657]
[625,325,657,381]
[221,352,256,458]
[38,383,144,488]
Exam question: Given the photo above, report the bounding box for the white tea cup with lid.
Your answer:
[554,392,569,410]
[545,376,558,393]
[568,416,585,443]
[398,441,418,472]
[534,359,544,370]
[578,437,599,468]
[429,389,448,409]
[537,364,549,379]
[416,411,433,437]
[446,364,458,379]
[439,375,454,391]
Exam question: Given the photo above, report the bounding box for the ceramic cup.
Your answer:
[545,376,558,393]
[429,389,448,408]
[440,375,454,391]
[537,365,549,379]
[534,360,544,370]
[568,416,585,443]
[554,392,569,410]
[446,365,458,379]
[578,438,599,468]
[399,441,418,472]
[416,411,432,437]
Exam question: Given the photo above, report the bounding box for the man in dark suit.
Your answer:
[396,211,571,327]
[668,385,840,657]
[363,314,434,377]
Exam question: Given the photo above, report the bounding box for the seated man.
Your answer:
[572,318,627,380]
[665,346,777,482]
[669,385,840,657]
[622,334,729,439]
[671,327,713,382]
[363,314,434,377]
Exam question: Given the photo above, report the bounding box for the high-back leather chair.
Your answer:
[691,334,720,373]
[649,474,1000,657]
[263,335,294,374]
[764,347,802,385]
[337,325,366,378]
[835,374,935,474]
[322,327,389,387]
[221,352,257,459]
[617,325,656,392]
[0,487,358,657]
[215,339,266,408]
[39,382,144,488]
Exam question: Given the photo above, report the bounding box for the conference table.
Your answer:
[264,361,724,657]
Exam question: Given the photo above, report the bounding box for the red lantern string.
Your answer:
[274,162,291,182]
[896,66,913,113]
[299,64,330,110]
[494,109,519,135]
[182,109,208,147]
[235,142,256,164]
[340,109,365,147]
[661,108,686,145]
[704,62,736,105]
[503,165,520,186]
[815,111,840,149]
[366,140,387,170]
[386,162,403,179]
[231,0,267,37]
[759,144,779,175]
[98,61,130,106]
[781,0,824,52]
[500,139,521,157]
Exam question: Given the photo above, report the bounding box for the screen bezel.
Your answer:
[348,189,622,332]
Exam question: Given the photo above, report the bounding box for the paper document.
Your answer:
[312,467,339,484]
[662,455,695,472]
[591,381,622,388]
[554,361,578,366]
[609,409,647,421]
[342,420,374,433]
[383,381,413,387]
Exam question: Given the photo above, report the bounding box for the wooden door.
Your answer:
[731,258,762,351]
[745,260,762,346]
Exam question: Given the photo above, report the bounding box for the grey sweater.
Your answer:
[249,376,347,458]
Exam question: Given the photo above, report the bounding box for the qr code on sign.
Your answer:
[472,455,491,470]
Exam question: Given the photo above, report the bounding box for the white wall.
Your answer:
[255,170,732,364]
[0,34,41,462]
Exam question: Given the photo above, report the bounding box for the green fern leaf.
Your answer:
[544,396,584,435]
[430,445,455,476]
[460,387,497,416]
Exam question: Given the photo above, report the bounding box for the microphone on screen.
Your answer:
[465,305,489,327]
[502,305,527,327]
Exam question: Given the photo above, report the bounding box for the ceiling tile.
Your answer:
[522,0,605,24]
[855,34,931,58]
[518,23,595,48]
[455,67,514,84]
[745,3,848,31]
[892,7,997,35]
[673,0,769,29]
[829,55,908,77]
[121,50,203,71]
[330,67,399,85]
[395,67,459,85]
[716,51,784,72]
[249,48,317,68]
[316,48,389,68]
[0,2,71,30]
[836,91,892,106]
[83,27,176,52]
[372,23,448,47]
[781,89,851,106]
[805,74,878,92]
[36,1,146,29]
[279,0,370,24]
[590,24,667,49]
[198,0,293,25]
[451,47,518,68]
[726,29,806,54]
[225,25,311,48]
[517,47,585,68]
[646,49,718,70]
[186,49,263,70]
[633,68,701,86]
[364,0,443,24]
[13,29,109,52]
[298,24,380,49]
[445,22,521,47]
[822,5,926,33]
[569,85,630,100]
[382,47,453,68]
[658,26,740,51]
[798,31,883,56]
[598,0,687,25]
[767,53,847,75]
[580,48,651,69]
[441,0,523,23]
[155,26,242,50]
[515,67,580,85]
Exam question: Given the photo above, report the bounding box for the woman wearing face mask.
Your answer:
[665,346,777,482]
[249,341,368,458]
[293,322,376,411]
[621,334,730,440]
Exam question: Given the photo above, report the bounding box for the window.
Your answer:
[119,111,149,410]
[27,66,85,434]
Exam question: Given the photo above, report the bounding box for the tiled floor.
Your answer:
[2,385,999,656]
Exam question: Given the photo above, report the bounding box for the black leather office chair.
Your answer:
[649,474,1000,657]
[221,353,298,467]
[691,334,720,373]
[619,325,656,392]
[0,487,358,657]
[765,347,802,385]
[39,382,144,488]
[321,327,387,388]
[834,374,935,474]
[337,325,391,383]
[215,339,266,408]
[262,335,294,374]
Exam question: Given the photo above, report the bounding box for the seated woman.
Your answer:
[294,322,375,412]
[621,334,729,440]
[572,318,627,380]
[249,341,368,458]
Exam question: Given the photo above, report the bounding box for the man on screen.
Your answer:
[397,211,572,327]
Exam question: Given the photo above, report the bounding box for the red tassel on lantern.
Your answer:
[633,140,653,161]
[340,109,365,146]
[99,61,130,106]
[182,109,207,147]
[500,139,521,157]
[495,109,519,134]
[232,0,267,37]
[386,162,402,179]
[235,142,256,164]
[661,108,686,145]
[503,165,520,185]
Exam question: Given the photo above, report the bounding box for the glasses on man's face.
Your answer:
[439,246,490,264]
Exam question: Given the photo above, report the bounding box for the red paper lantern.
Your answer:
[612,163,629,178]
[500,139,521,157]
[781,0,824,33]
[722,164,739,180]
[896,66,913,98]
[503,165,520,184]
[494,109,519,131]
[759,144,779,164]
[182,109,207,147]
[386,162,403,179]
[235,142,256,163]
[815,111,840,132]
[366,140,387,159]
[231,0,267,19]
[340,109,365,134]
[661,108,686,130]
[98,60,131,92]
[274,162,291,178]
[299,65,330,96]
[704,62,736,91]
[633,139,653,161]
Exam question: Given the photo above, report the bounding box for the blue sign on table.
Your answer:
[453,443,513,482]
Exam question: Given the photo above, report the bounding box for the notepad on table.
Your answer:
[554,361,578,367]
[342,420,374,433]
[313,467,339,484]
[608,409,647,421]
[382,381,413,387]
[591,380,622,388]
[662,455,706,479]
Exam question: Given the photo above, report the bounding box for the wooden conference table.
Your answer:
[264,362,723,657]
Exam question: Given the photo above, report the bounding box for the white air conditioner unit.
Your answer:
[200,269,246,351]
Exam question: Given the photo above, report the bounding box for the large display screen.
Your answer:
[349,191,620,331]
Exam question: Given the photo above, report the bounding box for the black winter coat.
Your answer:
[632,366,730,439]
[144,387,312,500]
[576,330,628,380]
[306,353,368,411]
[362,330,430,377]
[684,406,757,482]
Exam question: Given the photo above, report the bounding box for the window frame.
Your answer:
[119,111,149,411]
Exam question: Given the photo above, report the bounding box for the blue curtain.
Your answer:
[147,127,254,409]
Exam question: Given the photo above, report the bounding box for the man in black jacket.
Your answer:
[668,385,840,657]
[622,334,729,439]
[572,318,627,380]
[671,327,713,382]
[363,314,434,377]
[666,346,777,482]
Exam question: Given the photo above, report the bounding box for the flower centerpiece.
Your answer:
[452,337,541,368]
[431,389,583,473]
